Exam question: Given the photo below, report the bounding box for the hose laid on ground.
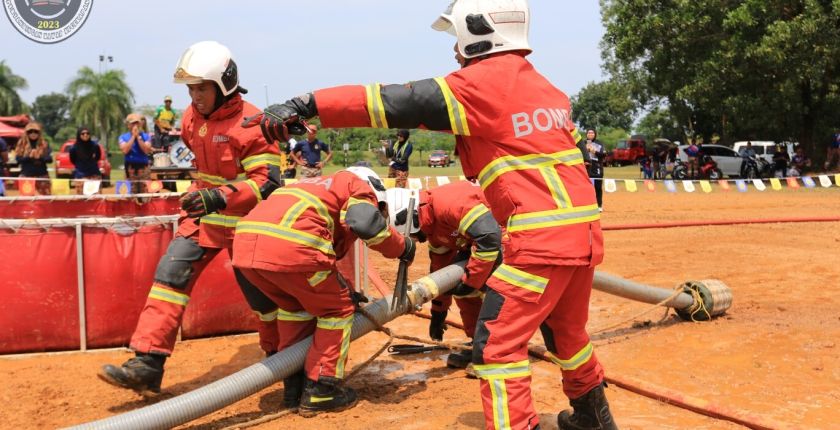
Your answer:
[66,262,466,430]
[603,216,840,231]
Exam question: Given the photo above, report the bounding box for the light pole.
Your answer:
[263,84,269,107]
[98,54,113,74]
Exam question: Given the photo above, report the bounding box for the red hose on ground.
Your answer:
[361,254,803,430]
[603,217,840,231]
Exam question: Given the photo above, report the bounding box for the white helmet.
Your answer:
[432,0,531,59]
[386,188,421,234]
[173,41,245,96]
[345,166,387,207]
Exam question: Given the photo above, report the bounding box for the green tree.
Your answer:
[571,79,636,130]
[66,67,134,151]
[0,60,28,116]
[55,125,78,144]
[31,93,72,140]
[634,107,685,142]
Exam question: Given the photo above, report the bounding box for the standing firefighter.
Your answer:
[232,167,416,416]
[386,180,501,372]
[98,41,285,395]
[243,0,616,428]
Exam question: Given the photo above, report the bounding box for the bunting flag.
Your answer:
[682,181,695,193]
[836,174,840,186]
[753,179,766,191]
[736,180,748,192]
[591,178,595,186]
[699,181,712,193]
[604,179,617,193]
[83,180,101,195]
[147,180,164,193]
[644,180,656,192]
[665,180,677,193]
[458,175,466,181]
[624,180,637,192]
[786,177,799,189]
[408,178,423,190]
[51,179,70,195]
[819,175,832,188]
[176,180,192,193]
[802,176,816,188]
[383,178,397,189]
[769,178,782,191]
[19,179,36,196]
[115,181,132,196]
[284,178,297,185]
[718,180,730,192]
[436,176,451,186]
[0,178,4,195]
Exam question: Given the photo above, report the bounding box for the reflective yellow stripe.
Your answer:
[310,396,335,403]
[242,153,283,170]
[316,316,354,330]
[307,270,330,287]
[473,360,532,380]
[365,83,389,129]
[547,342,594,371]
[571,128,582,144]
[492,264,548,295]
[459,204,490,235]
[254,309,278,322]
[428,244,451,255]
[316,315,354,378]
[472,249,500,262]
[478,149,583,190]
[282,200,310,228]
[199,172,247,185]
[202,214,241,228]
[489,379,511,430]
[148,286,189,307]
[273,189,335,236]
[433,77,471,136]
[236,221,335,255]
[507,205,601,233]
[276,308,315,322]
[540,167,572,209]
[364,226,391,246]
[347,197,375,209]
[245,179,261,203]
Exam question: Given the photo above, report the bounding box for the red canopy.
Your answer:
[0,121,23,138]
[0,115,31,128]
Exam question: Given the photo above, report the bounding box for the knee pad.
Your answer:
[472,287,505,365]
[153,237,206,290]
[234,268,278,313]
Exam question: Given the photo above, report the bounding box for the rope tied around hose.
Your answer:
[587,286,709,336]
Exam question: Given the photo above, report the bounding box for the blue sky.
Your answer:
[1,1,607,111]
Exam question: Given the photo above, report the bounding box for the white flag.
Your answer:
[436,176,451,186]
[682,181,695,193]
[83,180,101,195]
[604,179,617,193]
[409,178,423,190]
[752,179,766,191]
[819,175,833,188]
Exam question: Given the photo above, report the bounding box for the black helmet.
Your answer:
[398,129,410,139]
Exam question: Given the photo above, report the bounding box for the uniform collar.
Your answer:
[194,94,243,121]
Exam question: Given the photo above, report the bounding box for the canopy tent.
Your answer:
[0,115,31,128]
[0,121,23,138]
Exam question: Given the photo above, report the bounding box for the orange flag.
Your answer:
[147,180,163,193]
[718,180,730,192]
[786,177,799,189]
[644,180,656,192]
[19,179,36,196]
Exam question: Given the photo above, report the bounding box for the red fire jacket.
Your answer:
[232,171,406,273]
[313,52,603,266]
[179,94,283,249]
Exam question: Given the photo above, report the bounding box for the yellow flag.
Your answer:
[700,180,712,193]
[51,179,70,195]
[176,180,192,193]
[284,178,297,185]
[384,178,397,189]
[836,174,840,186]
[458,175,466,181]
[624,180,637,192]
[769,178,782,191]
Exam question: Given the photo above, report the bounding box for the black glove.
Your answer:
[350,291,370,308]
[446,281,476,297]
[429,309,448,341]
[243,93,318,144]
[180,188,227,218]
[399,237,416,263]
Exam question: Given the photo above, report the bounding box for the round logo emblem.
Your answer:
[3,0,94,44]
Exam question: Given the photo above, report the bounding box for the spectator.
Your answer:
[640,156,653,179]
[283,137,298,179]
[153,96,178,153]
[585,128,606,212]
[0,136,8,196]
[685,139,701,179]
[789,146,810,176]
[739,141,757,177]
[651,142,662,179]
[827,133,840,171]
[387,129,413,188]
[772,145,790,178]
[291,125,332,178]
[15,122,52,195]
[69,126,102,194]
[119,113,153,194]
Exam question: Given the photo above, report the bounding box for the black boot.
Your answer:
[98,353,166,395]
[429,309,448,341]
[557,382,619,430]
[283,371,305,409]
[299,376,358,418]
[446,343,473,369]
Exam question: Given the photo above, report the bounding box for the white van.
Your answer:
[732,141,797,163]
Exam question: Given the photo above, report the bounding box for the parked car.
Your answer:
[676,144,742,178]
[732,141,797,164]
[427,150,452,167]
[354,160,373,168]
[55,140,112,187]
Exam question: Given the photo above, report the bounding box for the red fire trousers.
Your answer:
[238,267,356,382]
[431,294,483,339]
[473,264,604,430]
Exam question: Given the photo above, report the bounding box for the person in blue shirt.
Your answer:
[685,139,702,179]
[118,113,153,194]
[387,129,413,188]
[69,126,102,194]
[738,141,757,177]
[291,125,332,177]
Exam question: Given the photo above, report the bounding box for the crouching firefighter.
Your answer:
[98,41,285,395]
[386,180,502,373]
[231,166,416,417]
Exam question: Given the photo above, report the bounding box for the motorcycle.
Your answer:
[740,155,771,180]
[673,155,723,180]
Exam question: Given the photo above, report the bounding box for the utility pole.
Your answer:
[263,85,269,107]
[99,54,113,74]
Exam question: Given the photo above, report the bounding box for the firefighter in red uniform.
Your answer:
[98,41,285,395]
[244,0,618,427]
[232,166,416,417]
[386,181,501,372]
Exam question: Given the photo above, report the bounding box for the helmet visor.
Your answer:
[432,1,457,35]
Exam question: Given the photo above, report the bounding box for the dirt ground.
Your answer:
[1,184,839,429]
